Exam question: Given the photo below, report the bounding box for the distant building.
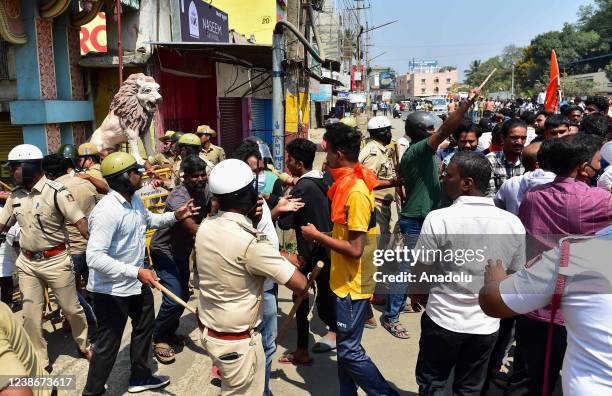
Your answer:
[396,68,459,98]
[563,71,612,95]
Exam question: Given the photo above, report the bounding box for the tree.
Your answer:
[464,60,482,85]
[578,0,612,54]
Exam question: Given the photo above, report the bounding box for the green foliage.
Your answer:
[560,74,596,97]
[464,0,612,96]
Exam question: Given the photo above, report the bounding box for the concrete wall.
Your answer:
[564,71,612,95]
[106,0,173,53]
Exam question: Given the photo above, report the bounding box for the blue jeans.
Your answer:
[336,295,399,396]
[383,217,424,324]
[261,285,278,396]
[152,252,190,343]
[71,254,97,326]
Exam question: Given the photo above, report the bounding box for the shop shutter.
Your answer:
[0,113,23,179]
[218,97,243,155]
[251,99,273,146]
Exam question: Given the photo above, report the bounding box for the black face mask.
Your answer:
[185,179,207,191]
[16,161,43,186]
[371,128,393,145]
[107,171,138,195]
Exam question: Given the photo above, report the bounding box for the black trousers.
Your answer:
[481,317,516,395]
[0,276,13,305]
[83,286,155,395]
[294,255,336,349]
[416,313,498,396]
[504,316,566,396]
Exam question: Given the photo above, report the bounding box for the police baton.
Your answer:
[275,261,324,344]
[152,280,197,315]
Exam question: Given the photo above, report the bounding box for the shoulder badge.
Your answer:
[46,179,67,192]
[235,221,268,242]
[369,146,378,156]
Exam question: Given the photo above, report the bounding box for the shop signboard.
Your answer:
[179,0,229,43]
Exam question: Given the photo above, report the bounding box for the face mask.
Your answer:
[253,171,266,192]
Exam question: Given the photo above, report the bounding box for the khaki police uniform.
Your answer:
[85,163,104,180]
[0,176,89,368]
[148,152,175,167]
[200,144,226,165]
[0,302,50,396]
[56,174,97,255]
[195,211,296,395]
[359,139,396,249]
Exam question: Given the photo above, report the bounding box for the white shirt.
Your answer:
[597,166,612,191]
[397,136,410,161]
[0,224,19,277]
[417,196,526,334]
[257,200,279,292]
[477,132,492,152]
[500,227,612,395]
[525,126,537,145]
[494,170,556,215]
[87,190,177,296]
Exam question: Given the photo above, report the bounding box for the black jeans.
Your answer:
[481,317,516,395]
[83,286,155,395]
[416,312,498,396]
[0,276,13,305]
[294,255,336,349]
[504,316,566,396]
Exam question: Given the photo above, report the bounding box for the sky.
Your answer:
[367,0,594,80]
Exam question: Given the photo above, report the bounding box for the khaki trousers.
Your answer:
[201,330,265,396]
[17,251,88,368]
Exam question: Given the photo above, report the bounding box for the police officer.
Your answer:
[77,142,109,194]
[84,152,198,394]
[196,124,226,165]
[148,130,176,167]
[57,144,82,173]
[0,144,92,371]
[360,116,401,238]
[171,133,214,187]
[195,159,307,395]
[42,153,99,338]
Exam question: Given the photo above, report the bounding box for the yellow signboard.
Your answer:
[213,0,277,44]
[285,93,309,133]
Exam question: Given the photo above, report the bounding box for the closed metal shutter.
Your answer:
[218,97,243,155]
[0,113,23,178]
[251,99,272,146]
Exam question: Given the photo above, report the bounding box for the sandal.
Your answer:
[382,321,410,339]
[278,353,313,366]
[153,342,175,364]
[364,317,378,329]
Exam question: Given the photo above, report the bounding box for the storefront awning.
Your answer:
[148,42,273,71]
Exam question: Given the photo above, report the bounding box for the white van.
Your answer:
[427,96,448,116]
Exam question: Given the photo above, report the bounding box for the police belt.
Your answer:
[21,243,66,261]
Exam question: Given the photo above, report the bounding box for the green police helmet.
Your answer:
[177,133,202,147]
[58,144,78,160]
[100,152,138,178]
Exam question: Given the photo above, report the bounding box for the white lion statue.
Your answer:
[90,73,162,164]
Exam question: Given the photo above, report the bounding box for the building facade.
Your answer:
[396,68,459,98]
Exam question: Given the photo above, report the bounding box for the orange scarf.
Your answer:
[327,163,379,225]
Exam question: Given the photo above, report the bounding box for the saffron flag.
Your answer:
[544,49,559,113]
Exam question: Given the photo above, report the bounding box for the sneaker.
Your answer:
[127,375,170,393]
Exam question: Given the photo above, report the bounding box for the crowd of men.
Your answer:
[0,87,611,396]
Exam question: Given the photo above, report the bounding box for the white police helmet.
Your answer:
[367,116,392,131]
[7,144,43,162]
[208,159,255,195]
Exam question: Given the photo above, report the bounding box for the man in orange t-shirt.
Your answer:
[301,122,398,395]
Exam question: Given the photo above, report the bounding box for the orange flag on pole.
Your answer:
[544,49,559,113]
